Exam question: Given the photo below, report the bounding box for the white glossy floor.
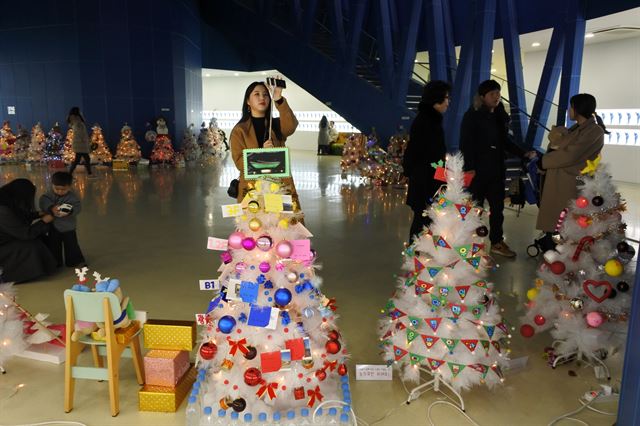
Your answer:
[1,151,636,426]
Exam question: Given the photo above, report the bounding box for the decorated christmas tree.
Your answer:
[62,127,75,164]
[0,121,17,162]
[27,122,46,162]
[115,123,142,163]
[520,157,634,367]
[89,124,112,165]
[379,153,509,393]
[0,282,28,373]
[12,126,30,162]
[150,117,175,165]
[198,120,218,163]
[209,117,226,158]
[191,180,351,424]
[182,123,200,162]
[340,133,366,178]
[42,123,65,163]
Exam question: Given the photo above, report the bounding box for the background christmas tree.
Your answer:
[0,121,16,162]
[150,118,175,165]
[192,180,350,423]
[182,123,200,162]
[520,158,634,363]
[63,127,75,164]
[12,126,29,162]
[27,123,46,162]
[0,282,28,372]
[379,153,509,391]
[42,123,64,162]
[115,124,142,163]
[89,124,112,164]
[209,117,226,158]
[340,133,366,178]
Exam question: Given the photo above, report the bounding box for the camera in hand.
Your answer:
[266,77,286,89]
[59,203,73,214]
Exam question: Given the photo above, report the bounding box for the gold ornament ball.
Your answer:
[270,183,280,193]
[248,189,258,200]
[526,288,539,301]
[287,271,298,283]
[604,259,623,277]
[248,218,262,232]
[278,219,289,229]
[248,201,260,213]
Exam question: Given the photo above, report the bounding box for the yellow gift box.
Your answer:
[138,364,196,412]
[112,159,129,171]
[143,319,196,351]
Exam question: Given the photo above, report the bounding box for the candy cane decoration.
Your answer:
[555,208,568,233]
[572,236,595,262]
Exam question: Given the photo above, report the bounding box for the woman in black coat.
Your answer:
[0,179,57,282]
[402,80,451,242]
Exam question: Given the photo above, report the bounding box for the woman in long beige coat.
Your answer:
[230,80,299,207]
[536,94,606,243]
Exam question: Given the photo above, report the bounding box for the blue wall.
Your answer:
[0,0,202,153]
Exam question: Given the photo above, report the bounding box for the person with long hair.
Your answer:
[0,179,57,282]
[67,106,93,176]
[535,93,606,250]
[230,78,300,206]
[402,80,451,243]
[317,115,330,155]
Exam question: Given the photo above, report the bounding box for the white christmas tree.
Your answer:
[27,123,45,162]
[12,126,30,163]
[191,180,351,424]
[209,118,226,158]
[520,157,634,367]
[0,282,28,372]
[182,123,200,162]
[379,153,509,392]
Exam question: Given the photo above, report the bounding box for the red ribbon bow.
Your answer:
[323,360,338,372]
[228,338,249,356]
[324,298,338,311]
[307,386,324,407]
[256,381,279,400]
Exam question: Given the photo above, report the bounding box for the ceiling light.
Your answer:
[205,73,211,77]
[531,42,541,47]
[261,72,267,75]
[585,33,594,38]
[233,72,240,76]
[491,68,497,72]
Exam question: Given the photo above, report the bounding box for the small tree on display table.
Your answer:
[26,123,46,163]
[89,124,113,165]
[115,124,142,164]
[150,118,175,165]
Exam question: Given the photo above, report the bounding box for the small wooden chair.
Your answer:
[64,290,144,417]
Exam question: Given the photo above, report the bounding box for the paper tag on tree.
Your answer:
[225,279,242,301]
[195,313,211,325]
[207,237,228,251]
[290,240,312,261]
[221,204,243,217]
[248,305,279,329]
[264,194,284,212]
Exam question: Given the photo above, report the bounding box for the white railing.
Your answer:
[202,110,361,133]
[597,109,640,146]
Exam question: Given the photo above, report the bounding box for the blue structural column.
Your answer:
[329,0,347,64]
[345,0,368,71]
[618,253,640,424]
[302,0,318,43]
[524,23,565,149]
[556,0,586,126]
[393,0,423,105]
[376,0,395,99]
[499,0,528,146]
[440,0,457,83]
[424,0,448,82]
[469,0,497,100]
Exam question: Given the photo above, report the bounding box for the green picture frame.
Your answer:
[243,147,291,179]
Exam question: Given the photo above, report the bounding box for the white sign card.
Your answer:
[207,237,228,251]
[199,280,220,290]
[355,364,393,381]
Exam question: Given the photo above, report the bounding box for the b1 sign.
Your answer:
[199,280,219,290]
[355,364,393,381]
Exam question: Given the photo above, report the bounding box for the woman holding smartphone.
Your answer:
[230,77,300,208]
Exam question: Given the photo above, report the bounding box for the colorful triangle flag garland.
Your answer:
[384,300,395,311]
[455,203,471,220]
[393,345,408,361]
[415,280,434,295]
[414,258,425,272]
[395,321,407,331]
[469,363,490,378]
[466,257,481,269]
[461,339,479,353]
[406,328,420,344]
[455,245,471,259]
[422,335,439,350]
[433,235,451,249]
[430,295,443,309]
[438,286,451,298]
[449,303,465,317]
[389,308,406,320]
[448,362,466,377]
[425,317,442,333]
[442,338,459,353]
[471,305,484,319]
[474,280,488,288]
[409,353,427,366]
[455,285,470,300]
[491,364,504,380]
[408,316,422,328]
[427,358,445,371]
[491,341,501,353]
[404,275,417,287]
[496,322,509,334]
[471,243,485,255]
[428,267,442,278]
[480,340,491,356]
[484,325,496,339]
[446,259,460,269]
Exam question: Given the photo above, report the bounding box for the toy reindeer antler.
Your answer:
[75,266,89,282]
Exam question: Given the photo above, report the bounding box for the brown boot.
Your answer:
[491,241,516,258]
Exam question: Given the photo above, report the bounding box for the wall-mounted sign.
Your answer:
[7,106,15,115]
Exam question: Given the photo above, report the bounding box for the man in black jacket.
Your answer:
[460,80,521,257]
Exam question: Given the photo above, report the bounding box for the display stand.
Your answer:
[551,341,611,380]
[405,367,465,411]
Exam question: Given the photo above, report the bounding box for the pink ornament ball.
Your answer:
[242,237,256,250]
[586,311,604,328]
[259,262,271,273]
[228,232,244,249]
[575,196,589,209]
[276,240,293,258]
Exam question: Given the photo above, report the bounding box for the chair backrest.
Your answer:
[64,290,122,322]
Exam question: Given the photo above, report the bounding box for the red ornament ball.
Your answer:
[338,363,348,376]
[577,216,591,228]
[315,369,327,381]
[550,261,566,275]
[325,339,341,354]
[199,342,217,360]
[534,315,546,326]
[328,330,341,341]
[575,196,589,209]
[520,324,535,338]
[243,367,262,386]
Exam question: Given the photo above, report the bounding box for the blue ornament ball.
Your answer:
[218,315,236,334]
[274,288,293,307]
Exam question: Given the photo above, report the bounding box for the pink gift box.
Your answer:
[144,350,190,387]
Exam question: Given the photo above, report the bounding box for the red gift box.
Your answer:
[144,350,191,387]
[434,167,474,187]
